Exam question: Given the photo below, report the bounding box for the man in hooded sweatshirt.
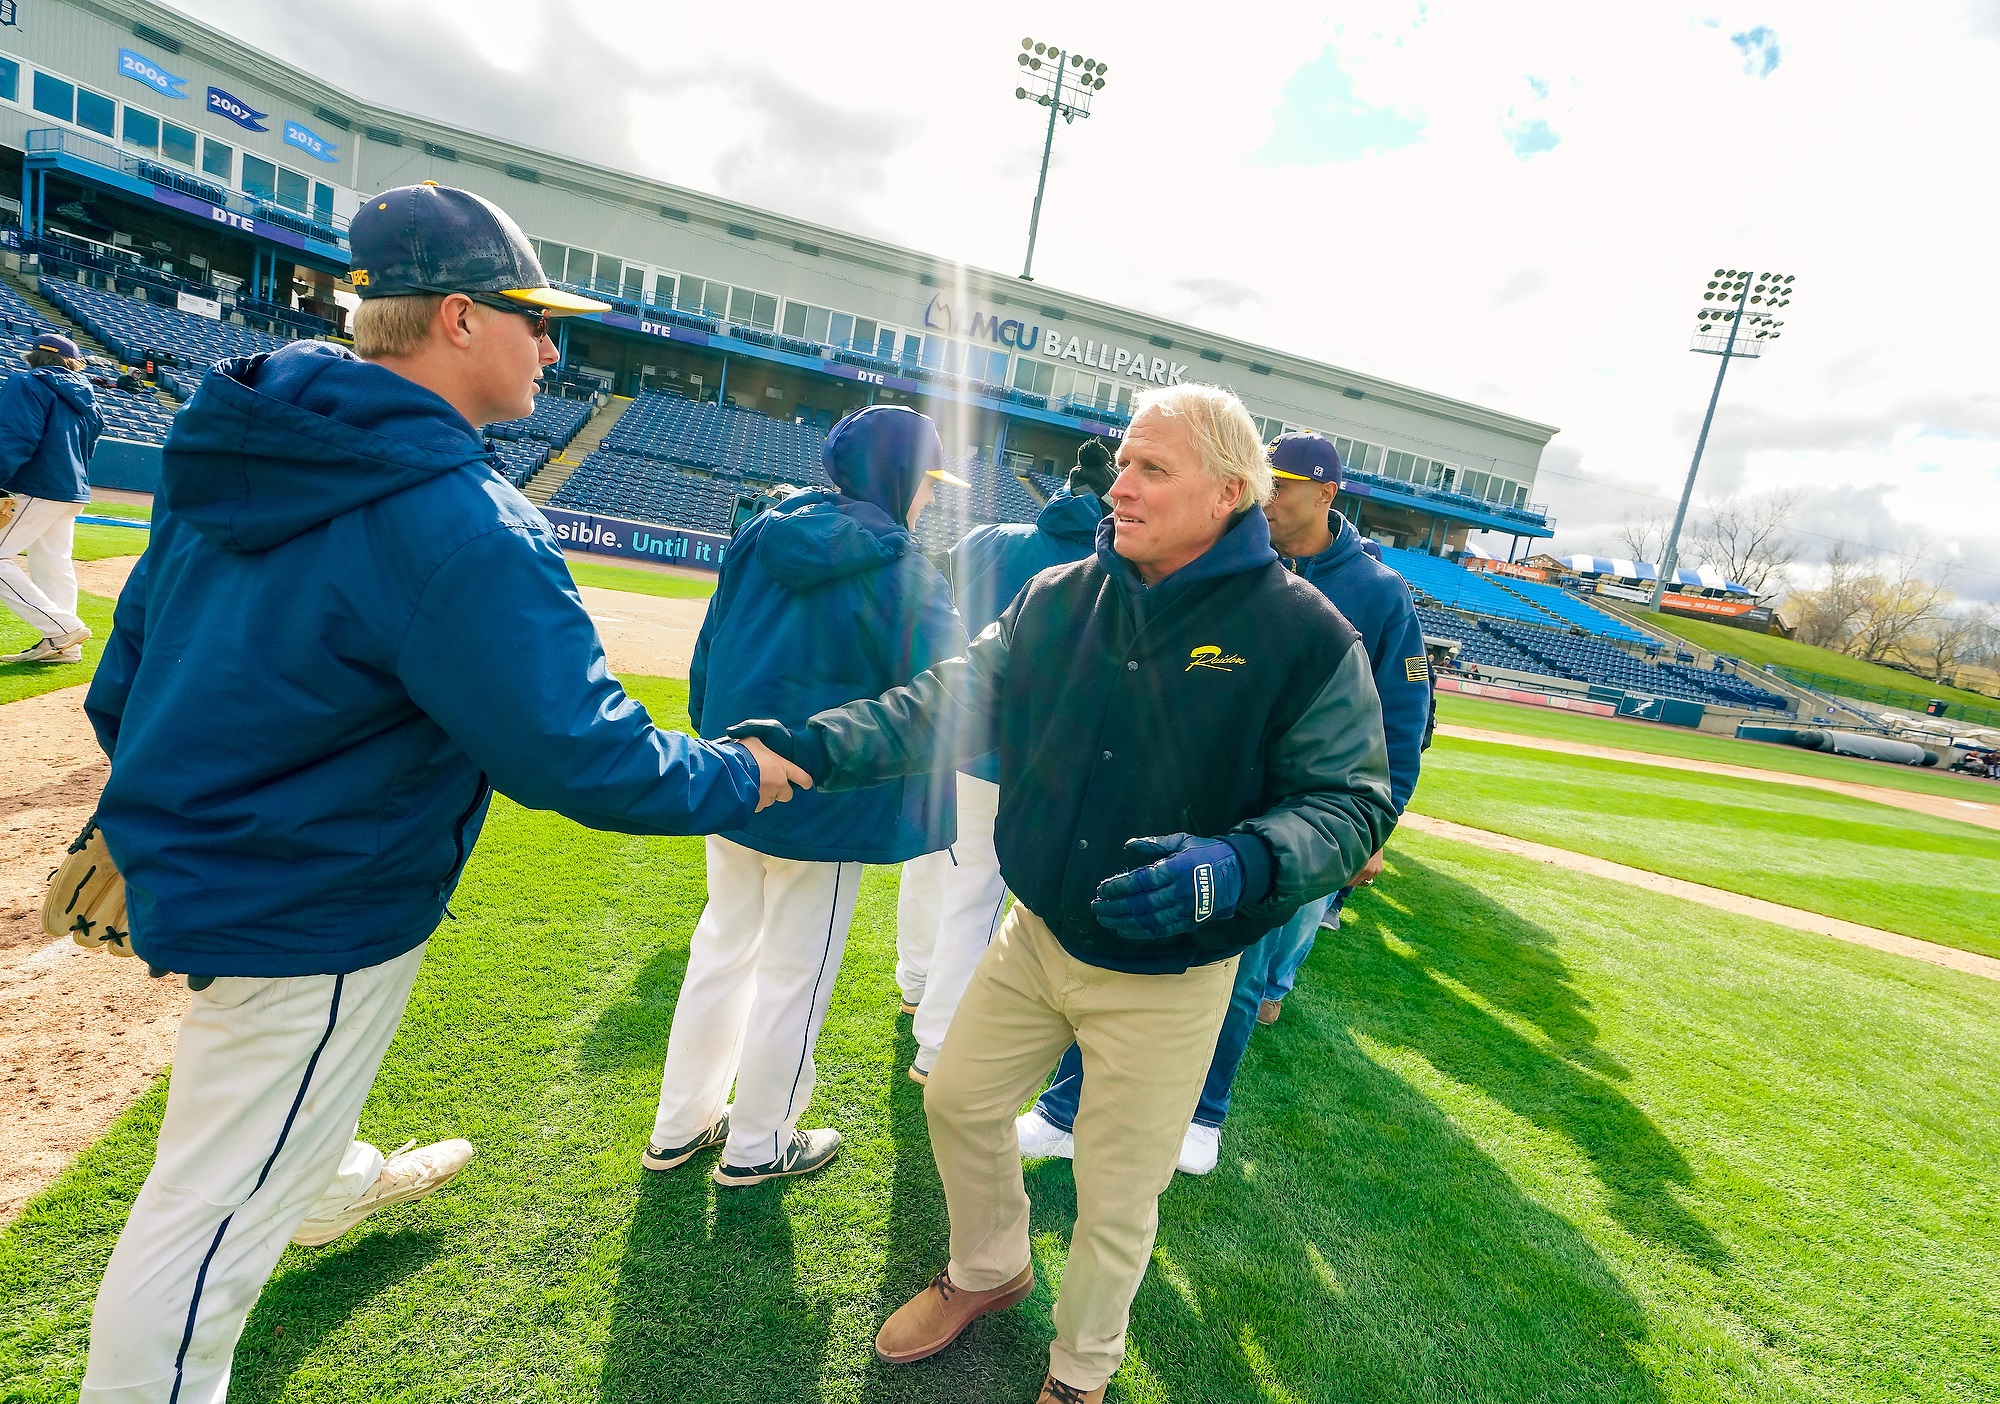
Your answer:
[0,331,105,664]
[1019,431,1429,1176]
[893,438,1114,1082]
[644,404,967,1186]
[75,184,810,1404]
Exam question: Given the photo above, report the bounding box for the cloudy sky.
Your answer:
[169,0,2000,598]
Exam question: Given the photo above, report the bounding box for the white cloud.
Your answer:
[161,0,2000,596]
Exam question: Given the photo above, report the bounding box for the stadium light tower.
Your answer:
[1014,38,1109,281]
[1646,268,1797,610]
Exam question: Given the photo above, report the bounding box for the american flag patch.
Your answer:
[1404,656,1430,683]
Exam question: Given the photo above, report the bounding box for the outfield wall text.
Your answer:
[541,506,729,571]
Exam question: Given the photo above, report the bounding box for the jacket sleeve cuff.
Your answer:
[791,725,832,786]
[1223,831,1276,910]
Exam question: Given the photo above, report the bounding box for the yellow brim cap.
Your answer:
[928,468,972,488]
[499,286,612,316]
[1270,468,1317,481]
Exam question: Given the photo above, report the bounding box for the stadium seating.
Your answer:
[487,393,593,451]
[0,277,47,332]
[486,437,551,489]
[549,450,745,532]
[1381,547,1568,627]
[37,277,289,371]
[913,458,1044,553]
[1486,574,1653,645]
[604,392,830,484]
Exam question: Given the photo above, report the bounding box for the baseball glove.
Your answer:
[44,816,132,956]
[0,494,19,530]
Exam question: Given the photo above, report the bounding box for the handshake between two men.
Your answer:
[727,719,1249,940]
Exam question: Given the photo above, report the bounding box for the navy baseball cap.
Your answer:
[1269,431,1342,484]
[29,331,81,359]
[347,182,607,315]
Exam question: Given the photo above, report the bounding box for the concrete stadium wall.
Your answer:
[89,438,162,493]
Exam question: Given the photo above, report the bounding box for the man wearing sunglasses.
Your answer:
[76,183,812,1404]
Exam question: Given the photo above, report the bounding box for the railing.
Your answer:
[25,129,349,245]
[1345,465,1552,529]
[1769,666,2000,729]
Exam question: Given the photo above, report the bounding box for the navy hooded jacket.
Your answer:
[0,366,103,503]
[690,406,966,863]
[946,486,1105,782]
[1289,511,1428,810]
[84,341,761,979]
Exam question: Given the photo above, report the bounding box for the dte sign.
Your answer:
[854,369,886,385]
[209,208,256,233]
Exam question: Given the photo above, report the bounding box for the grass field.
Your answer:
[567,560,717,599]
[1413,733,2000,959]
[1650,614,2000,714]
[2,677,1995,1403]
[1435,692,1999,800]
[0,590,118,706]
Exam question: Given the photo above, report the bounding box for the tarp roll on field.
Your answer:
[1736,724,1937,767]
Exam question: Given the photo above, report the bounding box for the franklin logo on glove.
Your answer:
[1089,834,1244,940]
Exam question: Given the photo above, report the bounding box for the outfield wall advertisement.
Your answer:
[540,507,729,572]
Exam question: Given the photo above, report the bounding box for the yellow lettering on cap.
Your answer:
[349,270,370,286]
[377,202,388,209]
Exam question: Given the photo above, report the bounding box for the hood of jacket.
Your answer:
[754,489,915,590]
[161,341,493,553]
[821,404,941,524]
[33,366,105,428]
[1037,487,1105,545]
[1296,509,1368,578]
[1095,505,1280,614]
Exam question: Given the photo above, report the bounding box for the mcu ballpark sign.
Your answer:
[541,506,730,571]
[923,293,1188,385]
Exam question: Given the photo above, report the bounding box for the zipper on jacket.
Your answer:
[440,774,491,896]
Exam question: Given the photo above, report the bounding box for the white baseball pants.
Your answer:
[893,775,1007,1073]
[0,495,86,638]
[80,943,427,1404]
[651,836,862,1168]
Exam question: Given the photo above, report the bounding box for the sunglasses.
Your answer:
[465,294,552,341]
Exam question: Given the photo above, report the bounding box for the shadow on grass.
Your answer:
[599,1169,834,1403]
[230,1230,446,1393]
[1111,852,1697,1402]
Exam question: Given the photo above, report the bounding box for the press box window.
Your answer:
[76,88,115,137]
[161,122,196,166]
[123,107,159,151]
[202,137,232,181]
[32,71,73,122]
[275,167,309,212]
[728,287,776,330]
[241,154,276,201]
[0,57,19,104]
[313,183,333,222]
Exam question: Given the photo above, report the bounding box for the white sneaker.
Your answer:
[291,1137,474,1246]
[1015,1109,1074,1161]
[2,629,88,663]
[1177,1122,1220,1176]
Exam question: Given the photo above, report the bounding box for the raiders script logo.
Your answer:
[1186,645,1248,673]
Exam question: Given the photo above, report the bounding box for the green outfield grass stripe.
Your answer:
[0,591,118,706]
[1435,692,1997,801]
[1413,734,2000,960]
[566,560,716,600]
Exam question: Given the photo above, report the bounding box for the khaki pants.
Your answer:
[925,904,1237,1389]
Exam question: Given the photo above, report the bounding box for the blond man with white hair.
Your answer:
[726,383,1396,1402]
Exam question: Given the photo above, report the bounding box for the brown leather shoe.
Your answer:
[1036,1374,1106,1403]
[1258,998,1283,1026]
[874,1264,1034,1364]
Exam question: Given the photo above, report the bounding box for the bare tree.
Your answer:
[1912,603,1997,684]
[1788,544,1878,651]
[1613,508,1672,565]
[1687,490,1802,596]
[1848,545,1956,664]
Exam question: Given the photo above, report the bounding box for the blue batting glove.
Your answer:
[724,719,796,761]
[1089,834,1243,940]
